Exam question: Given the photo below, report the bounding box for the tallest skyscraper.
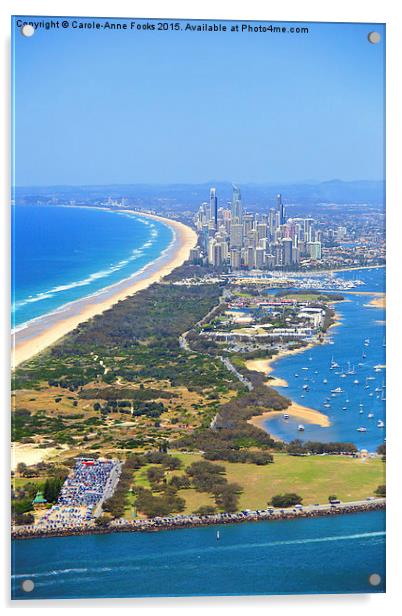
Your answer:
[276,193,286,226]
[209,187,218,227]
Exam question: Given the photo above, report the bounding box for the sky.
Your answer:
[12,17,385,186]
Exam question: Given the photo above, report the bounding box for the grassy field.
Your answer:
[225,453,384,509]
[125,452,384,515]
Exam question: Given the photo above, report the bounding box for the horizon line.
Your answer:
[12,178,385,190]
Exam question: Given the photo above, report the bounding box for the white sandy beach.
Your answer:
[12,211,197,368]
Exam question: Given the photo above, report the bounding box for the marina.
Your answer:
[258,268,385,451]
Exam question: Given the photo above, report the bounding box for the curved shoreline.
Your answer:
[12,209,197,368]
[12,500,385,541]
[245,345,332,432]
[249,401,330,433]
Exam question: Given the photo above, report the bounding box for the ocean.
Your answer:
[11,205,174,329]
[261,267,386,452]
[11,510,385,599]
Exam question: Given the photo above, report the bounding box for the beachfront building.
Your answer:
[195,186,322,271]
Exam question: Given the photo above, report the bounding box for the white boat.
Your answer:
[331,387,343,394]
[353,379,359,384]
[342,406,348,410]
[294,373,299,377]
[297,424,305,431]
[303,384,309,391]
[340,373,347,378]
[283,413,289,420]
[323,378,328,384]
[377,420,385,428]
[368,413,374,419]
[356,427,367,432]
[302,367,309,371]
[323,403,331,408]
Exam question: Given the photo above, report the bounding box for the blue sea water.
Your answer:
[12,205,174,329]
[11,511,385,599]
[263,267,386,452]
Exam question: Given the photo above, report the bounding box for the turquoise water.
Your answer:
[263,268,386,451]
[11,511,385,599]
[12,205,173,329]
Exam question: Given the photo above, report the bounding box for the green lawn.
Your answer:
[225,453,384,509]
[124,451,384,516]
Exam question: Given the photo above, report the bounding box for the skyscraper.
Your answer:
[276,193,286,226]
[209,187,218,227]
[231,185,243,223]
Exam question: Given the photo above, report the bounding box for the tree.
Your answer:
[377,443,386,462]
[271,493,303,508]
[16,462,28,476]
[95,515,111,527]
[375,485,386,497]
[43,477,64,503]
[214,483,242,513]
[146,466,165,487]
[328,495,338,503]
[14,512,34,526]
[194,505,217,516]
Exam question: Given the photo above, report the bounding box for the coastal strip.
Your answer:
[12,212,197,368]
[12,499,385,540]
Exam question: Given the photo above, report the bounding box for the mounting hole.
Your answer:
[368,31,381,44]
[21,24,35,37]
[21,579,35,592]
[369,573,381,586]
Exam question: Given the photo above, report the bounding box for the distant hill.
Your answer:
[13,179,385,212]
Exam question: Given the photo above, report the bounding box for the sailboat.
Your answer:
[216,530,220,540]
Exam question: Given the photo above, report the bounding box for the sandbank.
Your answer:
[249,401,330,432]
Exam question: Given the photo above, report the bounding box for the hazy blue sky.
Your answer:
[13,18,385,186]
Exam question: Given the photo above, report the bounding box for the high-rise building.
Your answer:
[209,187,218,227]
[231,185,243,223]
[255,247,265,268]
[282,237,293,266]
[230,248,241,270]
[307,241,322,260]
[276,193,286,226]
[230,223,243,248]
